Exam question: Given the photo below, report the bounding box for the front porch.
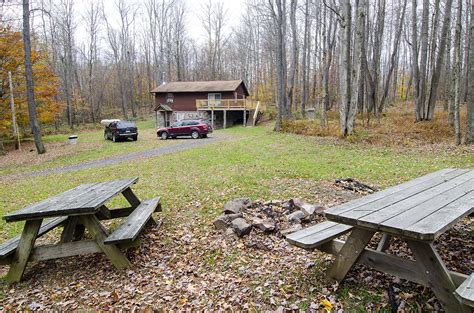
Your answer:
[196,99,264,129]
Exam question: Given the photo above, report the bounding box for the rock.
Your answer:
[281,201,293,210]
[291,198,325,216]
[281,224,302,236]
[287,210,305,223]
[213,213,243,230]
[252,217,276,232]
[231,218,252,237]
[262,207,276,218]
[223,198,252,214]
[264,199,283,206]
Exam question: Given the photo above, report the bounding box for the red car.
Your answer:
[157,120,212,140]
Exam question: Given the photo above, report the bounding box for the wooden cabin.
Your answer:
[151,80,263,129]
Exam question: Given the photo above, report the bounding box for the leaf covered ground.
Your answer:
[0,123,472,310]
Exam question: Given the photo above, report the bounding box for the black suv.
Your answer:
[104,121,138,142]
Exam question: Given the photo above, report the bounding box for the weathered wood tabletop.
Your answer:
[325,168,474,240]
[324,168,473,313]
[1,177,161,285]
[4,177,139,222]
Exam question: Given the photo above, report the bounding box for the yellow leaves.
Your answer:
[321,298,333,312]
[0,28,61,137]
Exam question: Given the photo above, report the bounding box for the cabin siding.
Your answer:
[154,91,236,112]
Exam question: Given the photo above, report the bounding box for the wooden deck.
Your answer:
[196,99,262,111]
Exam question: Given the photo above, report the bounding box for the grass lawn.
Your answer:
[0,119,182,176]
[0,123,472,310]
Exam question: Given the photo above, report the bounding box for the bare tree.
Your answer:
[378,0,407,112]
[425,0,453,120]
[84,0,101,123]
[338,0,354,136]
[465,0,474,144]
[300,0,310,117]
[454,0,463,144]
[56,0,76,129]
[268,0,288,131]
[22,0,46,154]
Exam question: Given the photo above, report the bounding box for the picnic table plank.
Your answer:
[334,169,471,223]
[285,221,353,249]
[104,197,161,245]
[4,178,138,222]
[0,216,68,258]
[455,274,474,308]
[3,184,97,222]
[379,179,473,233]
[325,168,464,216]
[403,191,474,240]
[73,178,139,209]
[326,169,468,216]
[326,170,474,240]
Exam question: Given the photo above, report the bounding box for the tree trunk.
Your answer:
[339,0,352,136]
[300,0,310,117]
[465,0,474,144]
[22,0,46,154]
[378,0,407,112]
[425,0,453,120]
[454,0,463,144]
[411,0,422,121]
[272,0,288,131]
[348,0,365,134]
[286,0,298,119]
[416,0,430,121]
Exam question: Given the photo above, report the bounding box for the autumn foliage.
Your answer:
[0,27,61,139]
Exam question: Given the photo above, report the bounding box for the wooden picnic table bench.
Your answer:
[286,168,473,313]
[0,177,162,285]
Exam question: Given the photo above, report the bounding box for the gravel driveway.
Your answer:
[20,134,229,178]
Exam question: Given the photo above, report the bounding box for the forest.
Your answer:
[0,0,473,155]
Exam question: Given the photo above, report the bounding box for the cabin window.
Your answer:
[166,93,174,103]
[208,93,221,106]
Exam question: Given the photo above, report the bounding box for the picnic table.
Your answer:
[0,177,162,285]
[287,168,473,312]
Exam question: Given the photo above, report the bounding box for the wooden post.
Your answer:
[243,110,246,127]
[80,215,131,269]
[327,228,375,282]
[223,110,227,129]
[122,187,141,207]
[60,217,79,243]
[376,234,392,252]
[211,109,214,129]
[6,219,42,284]
[407,240,468,312]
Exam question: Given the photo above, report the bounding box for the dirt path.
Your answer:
[18,135,229,178]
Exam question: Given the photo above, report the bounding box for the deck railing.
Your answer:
[196,99,263,111]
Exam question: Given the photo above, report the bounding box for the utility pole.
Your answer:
[8,71,21,151]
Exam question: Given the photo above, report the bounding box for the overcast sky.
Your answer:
[72,0,244,45]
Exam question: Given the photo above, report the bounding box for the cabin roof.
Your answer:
[150,80,249,96]
[154,103,173,112]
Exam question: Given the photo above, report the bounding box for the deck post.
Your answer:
[211,109,214,129]
[243,110,246,127]
[223,110,227,129]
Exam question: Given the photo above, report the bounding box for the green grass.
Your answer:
[0,119,182,176]
[0,124,472,309]
[0,124,472,238]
